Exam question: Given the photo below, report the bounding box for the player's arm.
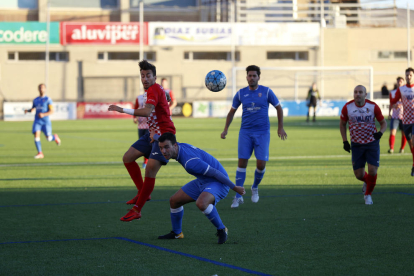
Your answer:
[373,104,387,140]
[339,119,350,152]
[390,88,401,109]
[186,158,245,195]
[25,101,36,114]
[108,104,154,117]
[275,105,287,140]
[221,108,237,139]
[39,104,54,118]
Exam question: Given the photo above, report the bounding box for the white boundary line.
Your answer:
[0,153,409,168]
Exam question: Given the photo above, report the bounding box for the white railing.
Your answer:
[236,1,397,27]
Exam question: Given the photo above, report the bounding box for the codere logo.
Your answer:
[0,28,48,43]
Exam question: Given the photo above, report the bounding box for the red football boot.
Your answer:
[120,208,141,222]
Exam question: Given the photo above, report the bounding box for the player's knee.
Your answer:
[169,196,178,208]
[195,200,208,211]
[122,152,133,163]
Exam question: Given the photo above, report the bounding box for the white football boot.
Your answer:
[251,187,259,203]
[364,195,373,205]
[231,196,244,208]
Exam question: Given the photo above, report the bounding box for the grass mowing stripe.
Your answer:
[0,237,272,276]
[2,191,413,208]
[1,152,411,167]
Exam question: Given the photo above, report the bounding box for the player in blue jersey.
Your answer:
[221,65,287,208]
[24,84,61,159]
[154,132,245,244]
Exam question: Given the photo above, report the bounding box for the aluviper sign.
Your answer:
[60,22,148,45]
[0,22,60,44]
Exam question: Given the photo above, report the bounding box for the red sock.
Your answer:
[124,162,143,191]
[134,177,156,213]
[411,147,414,167]
[401,134,407,150]
[365,174,377,195]
[361,171,368,183]
[389,135,395,149]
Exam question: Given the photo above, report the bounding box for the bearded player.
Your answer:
[390,68,414,176]
[108,60,176,221]
[340,85,387,205]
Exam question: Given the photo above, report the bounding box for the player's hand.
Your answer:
[108,105,123,113]
[24,109,28,114]
[343,141,351,153]
[373,131,383,140]
[133,117,138,124]
[221,130,228,139]
[233,186,245,196]
[149,129,156,143]
[38,113,45,119]
[278,128,287,140]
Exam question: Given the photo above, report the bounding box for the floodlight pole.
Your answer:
[230,0,236,99]
[139,0,144,95]
[45,1,50,90]
[320,0,325,100]
[408,1,411,68]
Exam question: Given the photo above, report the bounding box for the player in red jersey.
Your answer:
[133,93,149,169]
[340,85,387,205]
[388,77,406,154]
[161,78,177,114]
[390,68,414,176]
[109,60,176,221]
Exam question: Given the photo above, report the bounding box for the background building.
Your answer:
[0,0,413,118]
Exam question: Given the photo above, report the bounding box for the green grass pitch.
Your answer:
[0,117,413,275]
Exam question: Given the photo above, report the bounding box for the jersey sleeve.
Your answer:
[340,104,348,121]
[390,88,401,105]
[184,157,210,176]
[169,91,175,103]
[268,89,280,107]
[146,86,159,107]
[374,103,385,122]
[47,98,54,111]
[134,98,139,109]
[231,91,241,110]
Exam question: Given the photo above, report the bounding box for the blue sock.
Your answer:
[235,167,246,198]
[170,207,184,234]
[48,135,55,142]
[252,168,266,189]
[34,138,42,153]
[203,204,225,230]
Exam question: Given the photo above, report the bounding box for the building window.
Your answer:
[98,51,156,61]
[8,51,69,61]
[184,51,240,61]
[377,51,411,60]
[267,51,309,61]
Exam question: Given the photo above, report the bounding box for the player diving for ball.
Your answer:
[154,132,245,244]
[221,65,287,208]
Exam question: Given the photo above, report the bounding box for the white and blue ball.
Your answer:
[205,70,226,92]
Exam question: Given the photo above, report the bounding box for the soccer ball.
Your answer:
[205,70,226,92]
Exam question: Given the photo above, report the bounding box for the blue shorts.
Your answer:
[131,133,169,165]
[351,140,380,170]
[390,118,403,131]
[32,120,52,136]
[238,131,270,161]
[403,124,414,140]
[182,179,229,205]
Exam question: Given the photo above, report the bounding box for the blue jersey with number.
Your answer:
[32,96,53,122]
[176,143,228,184]
[232,85,280,133]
